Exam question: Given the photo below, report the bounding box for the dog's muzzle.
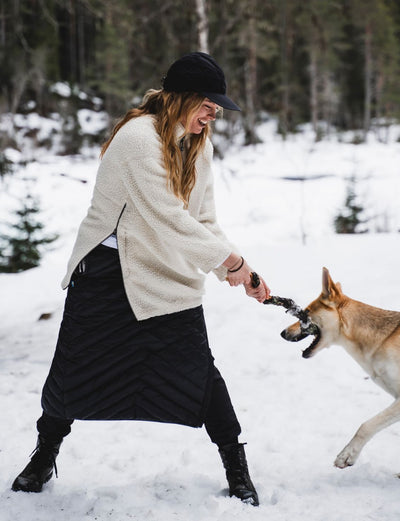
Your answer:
[250,274,322,359]
[281,322,321,358]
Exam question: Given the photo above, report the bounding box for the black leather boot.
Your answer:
[12,435,62,492]
[218,442,259,506]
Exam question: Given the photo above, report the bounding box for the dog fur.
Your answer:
[281,267,400,469]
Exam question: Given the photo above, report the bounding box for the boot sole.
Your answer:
[11,471,53,493]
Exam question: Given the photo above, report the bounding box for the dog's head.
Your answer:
[281,267,344,359]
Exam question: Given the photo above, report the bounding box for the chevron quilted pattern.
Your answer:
[41,245,214,427]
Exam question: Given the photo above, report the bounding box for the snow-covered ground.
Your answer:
[1,120,400,520]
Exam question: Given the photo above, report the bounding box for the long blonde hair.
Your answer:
[101,90,210,207]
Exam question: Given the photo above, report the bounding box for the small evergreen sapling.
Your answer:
[0,153,14,178]
[334,177,369,234]
[0,194,58,273]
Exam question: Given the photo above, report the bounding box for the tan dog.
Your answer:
[281,267,400,469]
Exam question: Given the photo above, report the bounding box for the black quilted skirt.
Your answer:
[41,245,215,427]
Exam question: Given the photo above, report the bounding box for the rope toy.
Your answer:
[250,272,319,336]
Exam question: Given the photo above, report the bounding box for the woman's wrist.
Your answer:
[223,253,243,271]
[227,256,244,273]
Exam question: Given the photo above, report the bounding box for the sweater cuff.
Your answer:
[213,264,228,281]
[214,253,230,269]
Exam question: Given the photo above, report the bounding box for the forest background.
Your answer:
[1,0,400,271]
[2,0,400,151]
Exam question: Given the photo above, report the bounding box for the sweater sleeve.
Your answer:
[116,125,232,274]
[196,143,240,280]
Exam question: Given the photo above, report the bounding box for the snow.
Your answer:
[77,109,109,135]
[49,82,103,109]
[49,82,73,98]
[1,119,400,520]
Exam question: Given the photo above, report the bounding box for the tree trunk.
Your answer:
[363,20,372,140]
[279,0,289,139]
[195,0,209,53]
[69,0,77,84]
[0,0,5,47]
[77,1,85,86]
[321,70,334,138]
[374,63,385,142]
[309,45,318,139]
[243,3,261,145]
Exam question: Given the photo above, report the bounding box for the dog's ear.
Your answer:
[321,267,342,299]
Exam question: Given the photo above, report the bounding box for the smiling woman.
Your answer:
[185,99,219,134]
[11,52,270,507]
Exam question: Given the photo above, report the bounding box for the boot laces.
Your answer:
[221,444,252,486]
[29,441,59,478]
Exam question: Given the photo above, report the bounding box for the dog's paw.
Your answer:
[334,445,359,468]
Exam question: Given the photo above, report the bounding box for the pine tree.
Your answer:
[334,177,369,234]
[0,153,14,178]
[0,194,57,273]
[296,0,345,140]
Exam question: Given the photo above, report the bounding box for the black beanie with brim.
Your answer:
[162,52,240,111]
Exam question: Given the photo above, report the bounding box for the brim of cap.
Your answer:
[201,92,241,111]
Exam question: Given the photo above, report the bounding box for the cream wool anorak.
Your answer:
[62,114,232,320]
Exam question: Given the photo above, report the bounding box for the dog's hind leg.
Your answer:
[334,398,400,469]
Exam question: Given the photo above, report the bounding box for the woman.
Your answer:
[12,52,270,506]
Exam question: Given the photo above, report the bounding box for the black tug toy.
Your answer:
[250,272,321,354]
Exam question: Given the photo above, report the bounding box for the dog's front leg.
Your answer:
[334,398,400,469]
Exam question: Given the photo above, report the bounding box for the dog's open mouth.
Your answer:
[266,294,322,359]
[301,325,321,358]
[281,322,321,358]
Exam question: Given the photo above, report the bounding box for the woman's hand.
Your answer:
[225,257,252,286]
[244,276,271,303]
[223,254,271,302]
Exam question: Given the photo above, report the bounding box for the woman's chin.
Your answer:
[188,122,207,134]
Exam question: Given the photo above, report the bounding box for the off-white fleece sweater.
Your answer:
[62,114,233,320]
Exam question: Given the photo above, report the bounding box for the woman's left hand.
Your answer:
[243,276,271,303]
[225,258,252,287]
